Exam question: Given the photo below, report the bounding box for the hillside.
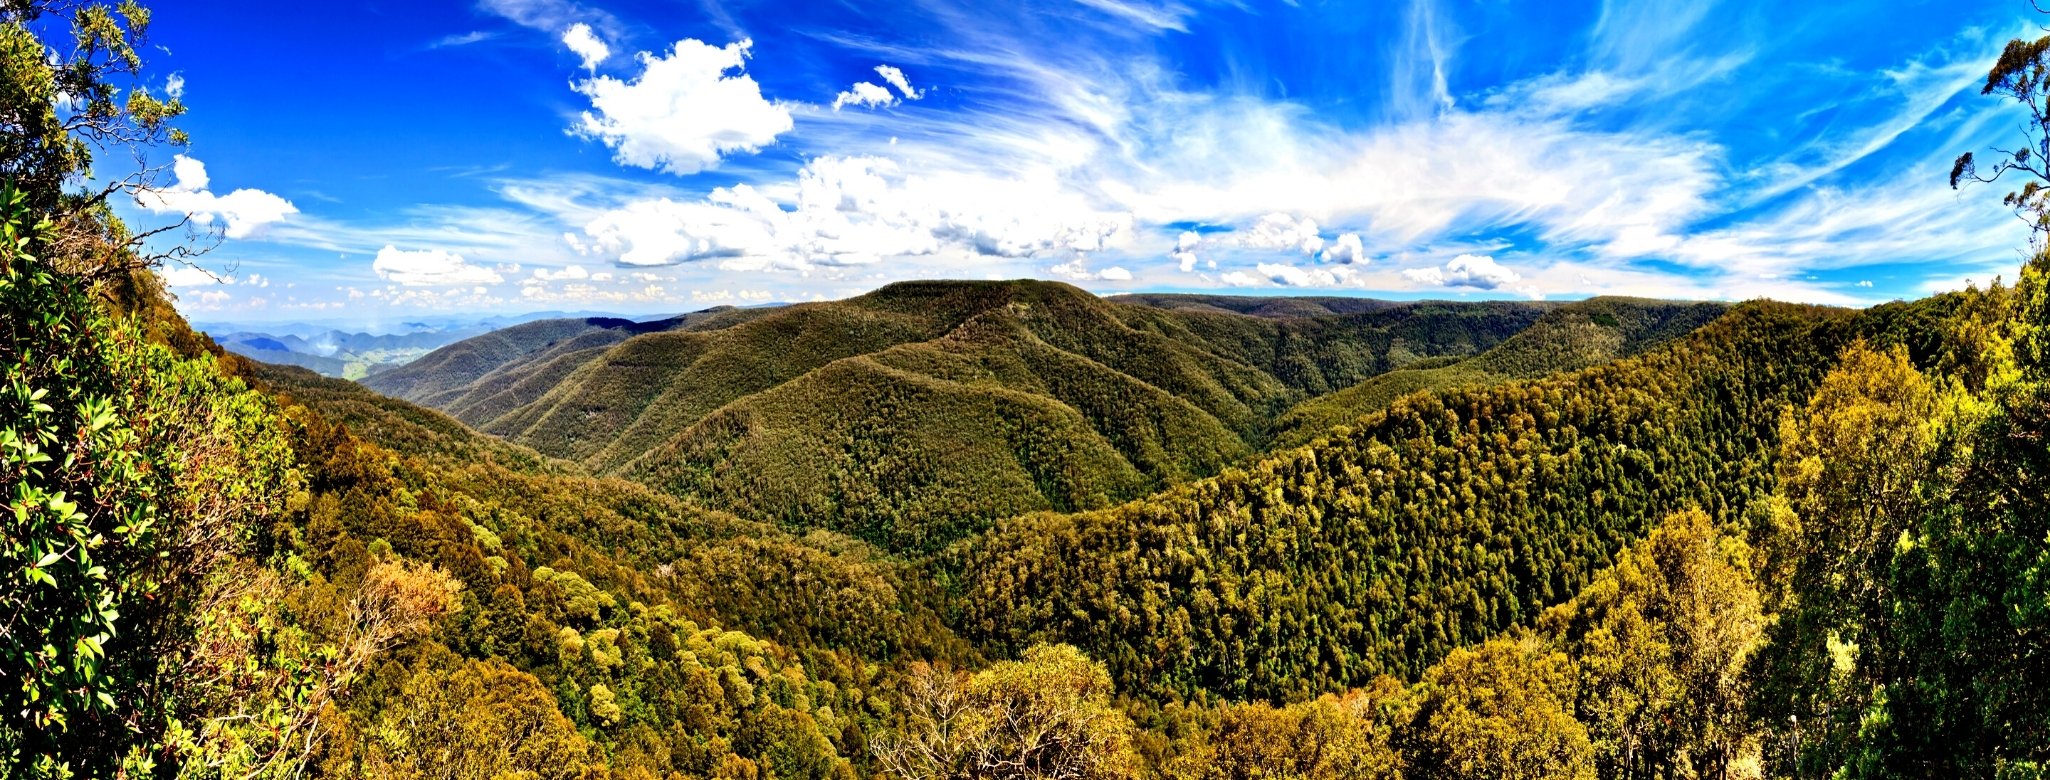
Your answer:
[359,306,770,405]
[1270,297,1730,446]
[377,281,1561,551]
[253,363,974,665]
[18,1,2050,777]
[946,295,1968,703]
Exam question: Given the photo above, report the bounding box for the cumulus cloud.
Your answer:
[1052,256,1132,281]
[165,72,185,99]
[160,264,221,287]
[875,65,923,99]
[1170,214,1341,270]
[531,264,591,281]
[574,155,1134,272]
[372,245,505,286]
[1402,253,1522,289]
[1246,262,1361,287]
[834,65,924,111]
[1236,213,1325,255]
[1322,232,1367,264]
[1166,230,1201,272]
[135,155,297,239]
[562,23,610,70]
[833,81,897,111]
[572,38,793,175]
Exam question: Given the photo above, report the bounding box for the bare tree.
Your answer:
[874,645,1138,780]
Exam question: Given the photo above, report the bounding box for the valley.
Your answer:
[6,1,2049,778]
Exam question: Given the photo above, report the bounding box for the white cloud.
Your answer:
[1237,213,1325,255]
[1402,253,1522,289]
[1256,261,1361,287]
[692,288,778,303]
[835,65,924,111]
[875,65,923,100]
[135,155,297,239]
[372,245,505,286]
[161,264,220,287]
[572,38,794,175]
[562,23,610,70]
[1322,232,1367,264]
[531,264,591,281]
[1052,256,1133,281]
[481,0,614,35]
[428,30,498,49]
[833,81,897,111]
[575,155,1134,272]
[1166,214,1335,271]
[1117,111,1719,258]
[1070,0,1195,31]
[1170,229,1201,272]
[165,72,185,99]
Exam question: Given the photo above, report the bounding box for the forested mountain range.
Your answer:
[7,2,2050,778]
[1270,297,1730,446]
[372,280,1572,551]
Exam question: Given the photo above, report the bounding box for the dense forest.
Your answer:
[377,280,1560,552]
[3,1,2049,779]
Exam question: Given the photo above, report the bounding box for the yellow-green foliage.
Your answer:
[875,644,1138,780]
[382,280,1553,553]
[1409,637,1595,780]
[950,298,1969,703]
[1273,298,1728,446]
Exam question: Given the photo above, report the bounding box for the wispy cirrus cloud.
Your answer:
[170,0,2041,317]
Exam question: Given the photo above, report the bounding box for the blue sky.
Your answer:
[129,0,2038,323]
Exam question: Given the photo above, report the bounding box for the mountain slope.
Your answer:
[947,296,1966,703]
[1271,297,1729,446]
[255,362,974,665]
[361,307,768,405]
[374,281,1560,550]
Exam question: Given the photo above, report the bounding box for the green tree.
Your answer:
[355,653,594,780]
[1746,343,1936,776]
[1173,679,1410,780]
[0,179,299,776]
[1407,636,1595,780]
[1542,510,1765,779]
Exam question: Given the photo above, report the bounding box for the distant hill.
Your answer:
[209,332,349,374]
[200,311,693,380]
[366,280,1563,552]
[361,307,772,419]
[1269,297,1730,446]
[209,326,491,379]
